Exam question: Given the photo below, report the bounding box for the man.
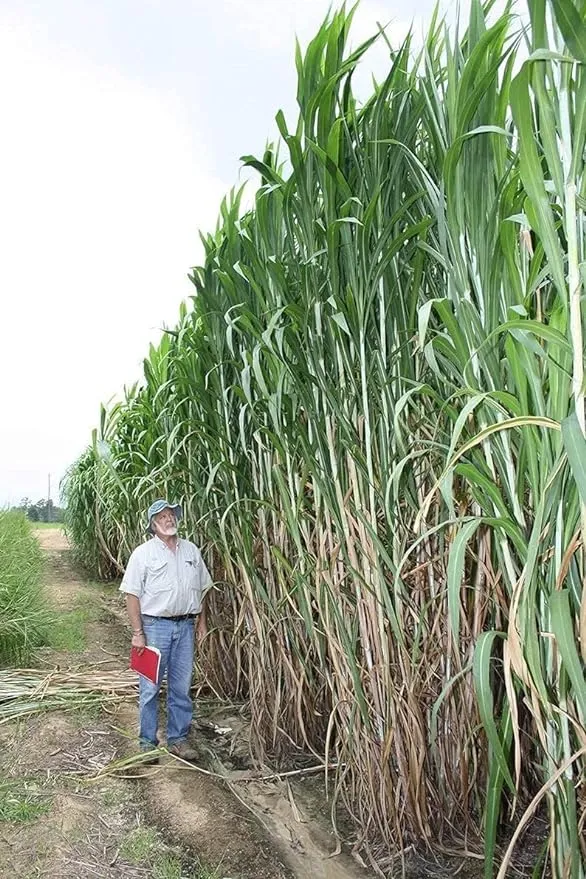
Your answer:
[120,498,212,762]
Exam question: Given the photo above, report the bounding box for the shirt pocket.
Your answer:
[144,560,172,596]
[184,555,201,592]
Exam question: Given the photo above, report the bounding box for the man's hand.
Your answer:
[131,632,146,655]
[196,615,208,642]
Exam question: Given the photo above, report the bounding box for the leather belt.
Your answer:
[147,614,198,622]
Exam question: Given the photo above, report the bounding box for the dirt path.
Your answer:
[0,529,372,879]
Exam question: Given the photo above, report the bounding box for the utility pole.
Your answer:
[47,473,51,523]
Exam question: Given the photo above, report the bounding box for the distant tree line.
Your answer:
[14,498,65,523]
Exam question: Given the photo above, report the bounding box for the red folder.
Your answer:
[129,645,161,685]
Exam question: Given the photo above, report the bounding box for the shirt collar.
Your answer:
[153,534,180,551]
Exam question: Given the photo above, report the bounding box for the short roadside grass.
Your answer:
[0,778,52,823]
[120,825,221,879]
[46,591,102,652]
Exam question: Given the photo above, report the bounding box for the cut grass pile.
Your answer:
[0,511,49,666]
[0,668,136,725]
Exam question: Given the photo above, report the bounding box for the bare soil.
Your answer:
[0,529,373,879]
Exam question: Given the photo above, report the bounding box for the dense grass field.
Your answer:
[0,511,49,666]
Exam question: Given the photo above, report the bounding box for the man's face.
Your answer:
[152,508,177,537]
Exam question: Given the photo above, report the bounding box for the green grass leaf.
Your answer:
[561,410,586,508]
[551,0,586,62]
[473,631,515,794]
[549,590,586,720]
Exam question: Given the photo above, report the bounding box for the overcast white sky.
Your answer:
[0,0,463,506]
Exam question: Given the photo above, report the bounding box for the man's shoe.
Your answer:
[168,740,199,762]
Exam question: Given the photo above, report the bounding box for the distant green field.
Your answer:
[31,521,65,530]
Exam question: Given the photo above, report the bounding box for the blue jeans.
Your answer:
[138,616,195,747]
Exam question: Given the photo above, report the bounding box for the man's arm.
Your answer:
[126,593,146,654]
[120,548,146,654]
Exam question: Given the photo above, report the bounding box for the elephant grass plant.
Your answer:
[64,1,586,875]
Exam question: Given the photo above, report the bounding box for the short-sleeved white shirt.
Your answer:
[119,535,212,617]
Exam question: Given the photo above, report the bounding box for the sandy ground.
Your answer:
[0,528,371,879]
